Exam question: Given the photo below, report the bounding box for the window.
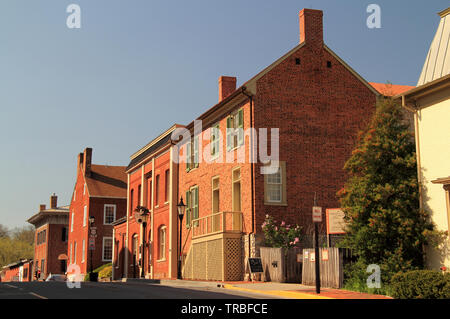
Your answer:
[227,108,244,151]
[267,167,282,202]
[155,175,160,206]
[104,204,116,225]
[82,239,85,263]
[210,123,220,159]
[71,212,74,232]
[185,186,199,227]
[130,189,134,215]
[60,260,66,273]
[138,184,141,207]
[103,237,113,261]
[264,161,287,206]
[147,178,152,209]
[83,206,87,227]
[62,227,67,242]
[74,242,77,264]
[212,177,220,214]
[186,136,200,171]
[73,189,76,201]
[158,226,166,260]
[83,183,86,195]
[232,168,241,212]
[165,169,170,203]
[41,259,45,273]
[70,243,73,264]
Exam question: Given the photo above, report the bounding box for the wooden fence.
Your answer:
[260,247,302,283]
[301,247,343,288]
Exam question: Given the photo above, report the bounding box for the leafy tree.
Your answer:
[0,224,9,238]
[0,225,34,268]
[338,98,443,278]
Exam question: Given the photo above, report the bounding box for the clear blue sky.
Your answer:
[0,0,447,229]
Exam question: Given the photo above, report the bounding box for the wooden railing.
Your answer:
[191,211,243,239]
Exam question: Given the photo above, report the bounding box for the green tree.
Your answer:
[338,98,441,278]
[0,225,34,268]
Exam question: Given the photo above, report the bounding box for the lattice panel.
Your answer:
[206,239,223,281]
[193,242,207,280]
[182,249,193,279]
[225,238,243,281]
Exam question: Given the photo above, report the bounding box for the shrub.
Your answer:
[261,215,302,249]
[98,265,112,279]
[343,259,392,296]
[84,263,112,281]
[390,270,450,299]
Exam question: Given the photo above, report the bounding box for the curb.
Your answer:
[222,284,333,299]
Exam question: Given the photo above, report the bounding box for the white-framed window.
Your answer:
[83,183,86,195]
[70,243,73,264]
[158,226,166,261]
[71,212,74,232]
[210,123,220,160]
[264,161,287,206]
[83,206,87,227]
[185,186,199,227]
[186,136,200,171]
[104,204,116,225]
[74,241,77,264]
[226,108,244,151]
[102,237,113,262]
[82,239,85,263]
[73,189,76,202]
[267,167,282,203]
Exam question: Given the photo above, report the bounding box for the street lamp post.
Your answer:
[134,206,149,279]
[177,197,186,280]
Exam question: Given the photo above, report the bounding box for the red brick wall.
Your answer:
[113,221,127,280]
[33,224,49,278]
[126,149,173,279]
[252,38,376,237]
[68,167,126,276]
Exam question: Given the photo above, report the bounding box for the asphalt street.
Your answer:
[0,281,273,299]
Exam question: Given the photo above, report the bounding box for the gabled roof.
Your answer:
[85,164,127,198]
[369,82,415,96]
[417,7,450,86]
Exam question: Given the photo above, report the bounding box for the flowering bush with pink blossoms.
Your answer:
[261,215,303,249]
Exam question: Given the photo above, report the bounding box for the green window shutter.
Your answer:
[194,136,199,168]
[194,187,199,220]
[185,190,191,227]
[237,109,244,146]
[186,141,191,172]
[226,116,233,151]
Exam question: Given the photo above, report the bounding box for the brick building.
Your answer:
[1,260,33,282]
[177,8,382,281]
[112,125,181,280]
[27,194,69,280]
[67,148,127,279]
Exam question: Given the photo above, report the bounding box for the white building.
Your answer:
[398,7,450,269]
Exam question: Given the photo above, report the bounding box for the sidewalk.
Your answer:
[122,278,392,299]
[222,282,393,299]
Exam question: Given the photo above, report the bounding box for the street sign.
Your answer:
[326,209,347,235]
[312,206,322,223]
[89,237,95,250]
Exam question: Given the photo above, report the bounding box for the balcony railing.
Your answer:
[191,211,243,239]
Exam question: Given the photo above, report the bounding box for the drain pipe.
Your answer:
[242,87,255,269]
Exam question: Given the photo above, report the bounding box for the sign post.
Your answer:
[312,203,322,294]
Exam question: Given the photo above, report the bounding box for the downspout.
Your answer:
[242,87,255,261]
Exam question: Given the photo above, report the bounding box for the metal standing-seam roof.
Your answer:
[417,7,450,86]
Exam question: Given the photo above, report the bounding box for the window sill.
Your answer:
[264,201,288,207]
[156,258,166,263]
[164,201,169,205]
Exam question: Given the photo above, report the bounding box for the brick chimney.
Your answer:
[50,193,57,209]
[299,9,323,48]
[83,148,92,177]
[218,76,237,102]
[39,204,46,212]
[77,152,84,172]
